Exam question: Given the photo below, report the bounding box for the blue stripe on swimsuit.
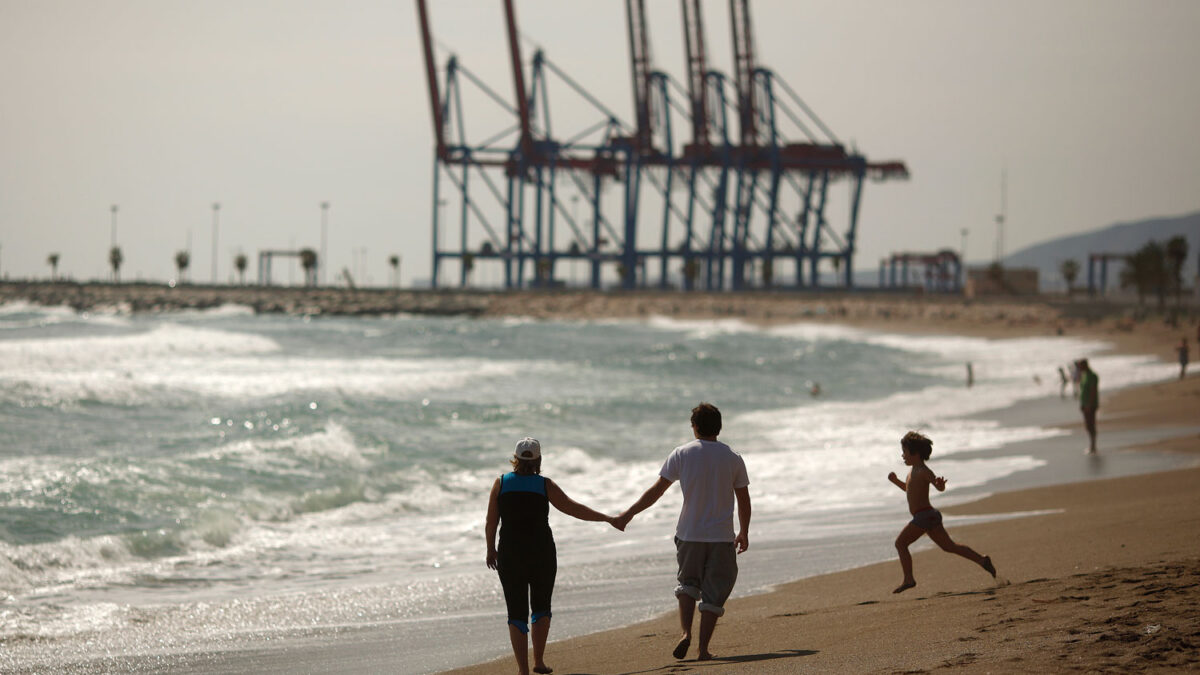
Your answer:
[500,472,546,496]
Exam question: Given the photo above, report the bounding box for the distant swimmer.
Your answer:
[809,382,821,397]
[888,431,996,594]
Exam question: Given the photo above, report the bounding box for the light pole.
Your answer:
[211,202,220,284]
[960,228,968,288]
[320,201,330,286]
[110,204,119,282]
[994,169,1006,263]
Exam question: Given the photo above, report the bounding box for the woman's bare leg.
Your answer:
[531,617,552,673]
[507,624,529,675]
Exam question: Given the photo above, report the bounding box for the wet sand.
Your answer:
[444,376,1200,675]
[3,284,1197,672]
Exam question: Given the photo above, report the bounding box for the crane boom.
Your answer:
[625,0,654,151]
[503,0,535,161]
[415,0,446,159]
[681,0,710,148]
[730,0,757,146]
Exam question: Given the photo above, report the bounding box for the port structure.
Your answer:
[879,250,962,293]
[1086,252,1126,296]
[417,0,908,291]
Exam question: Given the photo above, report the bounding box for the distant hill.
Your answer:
[999,211,1199,291]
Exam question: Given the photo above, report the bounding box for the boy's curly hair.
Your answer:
[901,431,933,460]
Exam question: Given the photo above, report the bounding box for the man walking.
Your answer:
[616,403,751,661]
[1077,359,1100,454]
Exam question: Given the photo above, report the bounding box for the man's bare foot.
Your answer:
[533,666,553,674]
[672,636,690,659]
[698,652,716,661]
[893,580,916,594]
[981,555,996,578]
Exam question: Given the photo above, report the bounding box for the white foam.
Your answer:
[0,322,533,405]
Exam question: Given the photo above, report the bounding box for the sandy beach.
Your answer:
[445,375,1200,675]
[437,293,1200,675]
[1,285,1197,673]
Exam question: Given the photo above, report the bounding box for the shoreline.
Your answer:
[4,281,1194,360]
[443,374,1200,675]
[2,290,1197,672]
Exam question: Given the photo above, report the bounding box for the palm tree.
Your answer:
[174,250,190,283]
[1120,241,1167,307]
[109,246,123,283]
[1165,236,1189,305]
[299,248,318,287]
[388,254,400,287]
[461,252,475,287]
[682,258,700,291]
[535,259,552,287]
[1059,259,1079,295]
[46,253,60,281]
[234,253,248,285]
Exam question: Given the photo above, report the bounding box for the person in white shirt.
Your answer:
[615,402,751,662]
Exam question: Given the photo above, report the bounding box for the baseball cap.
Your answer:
[514,437,541,460]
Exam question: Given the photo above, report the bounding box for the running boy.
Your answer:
[887,431,996,593]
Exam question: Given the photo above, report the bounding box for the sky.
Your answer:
[1,0,1198,287]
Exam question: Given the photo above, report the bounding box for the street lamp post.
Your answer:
[960,228,968,288]
[110,204,119,282]
[320,202,330,286]
[212,202,220,284]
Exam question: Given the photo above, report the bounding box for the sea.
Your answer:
[0,301,1185,673]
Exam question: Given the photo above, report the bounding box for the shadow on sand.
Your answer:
[564,648,818,675]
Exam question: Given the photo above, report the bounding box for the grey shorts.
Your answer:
[910,508,943,531]
[674,537,738,617]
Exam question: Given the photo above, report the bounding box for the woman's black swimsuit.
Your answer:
[497,472,556,633]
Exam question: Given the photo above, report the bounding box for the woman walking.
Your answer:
[485,438,621,675]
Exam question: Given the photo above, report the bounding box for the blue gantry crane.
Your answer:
[416,0,909,291]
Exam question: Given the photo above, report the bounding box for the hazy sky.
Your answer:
[2,0,1198,286]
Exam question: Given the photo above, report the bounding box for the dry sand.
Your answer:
[4,283,1198,672]
[445,376,1200,675]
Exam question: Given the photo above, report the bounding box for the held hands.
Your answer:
[610,511,632,532]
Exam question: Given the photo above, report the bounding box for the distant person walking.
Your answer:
[1077,359,1099,454]
[1177,338,1189,380]
[1057,366,1069,399]
[965,362,974,388]
[887,431,996,594]
[615,403,751,662]
[485,438,622,675]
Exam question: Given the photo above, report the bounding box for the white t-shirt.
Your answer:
[659,439,750,543]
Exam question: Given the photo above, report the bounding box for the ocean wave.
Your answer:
[0,321,531,405]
